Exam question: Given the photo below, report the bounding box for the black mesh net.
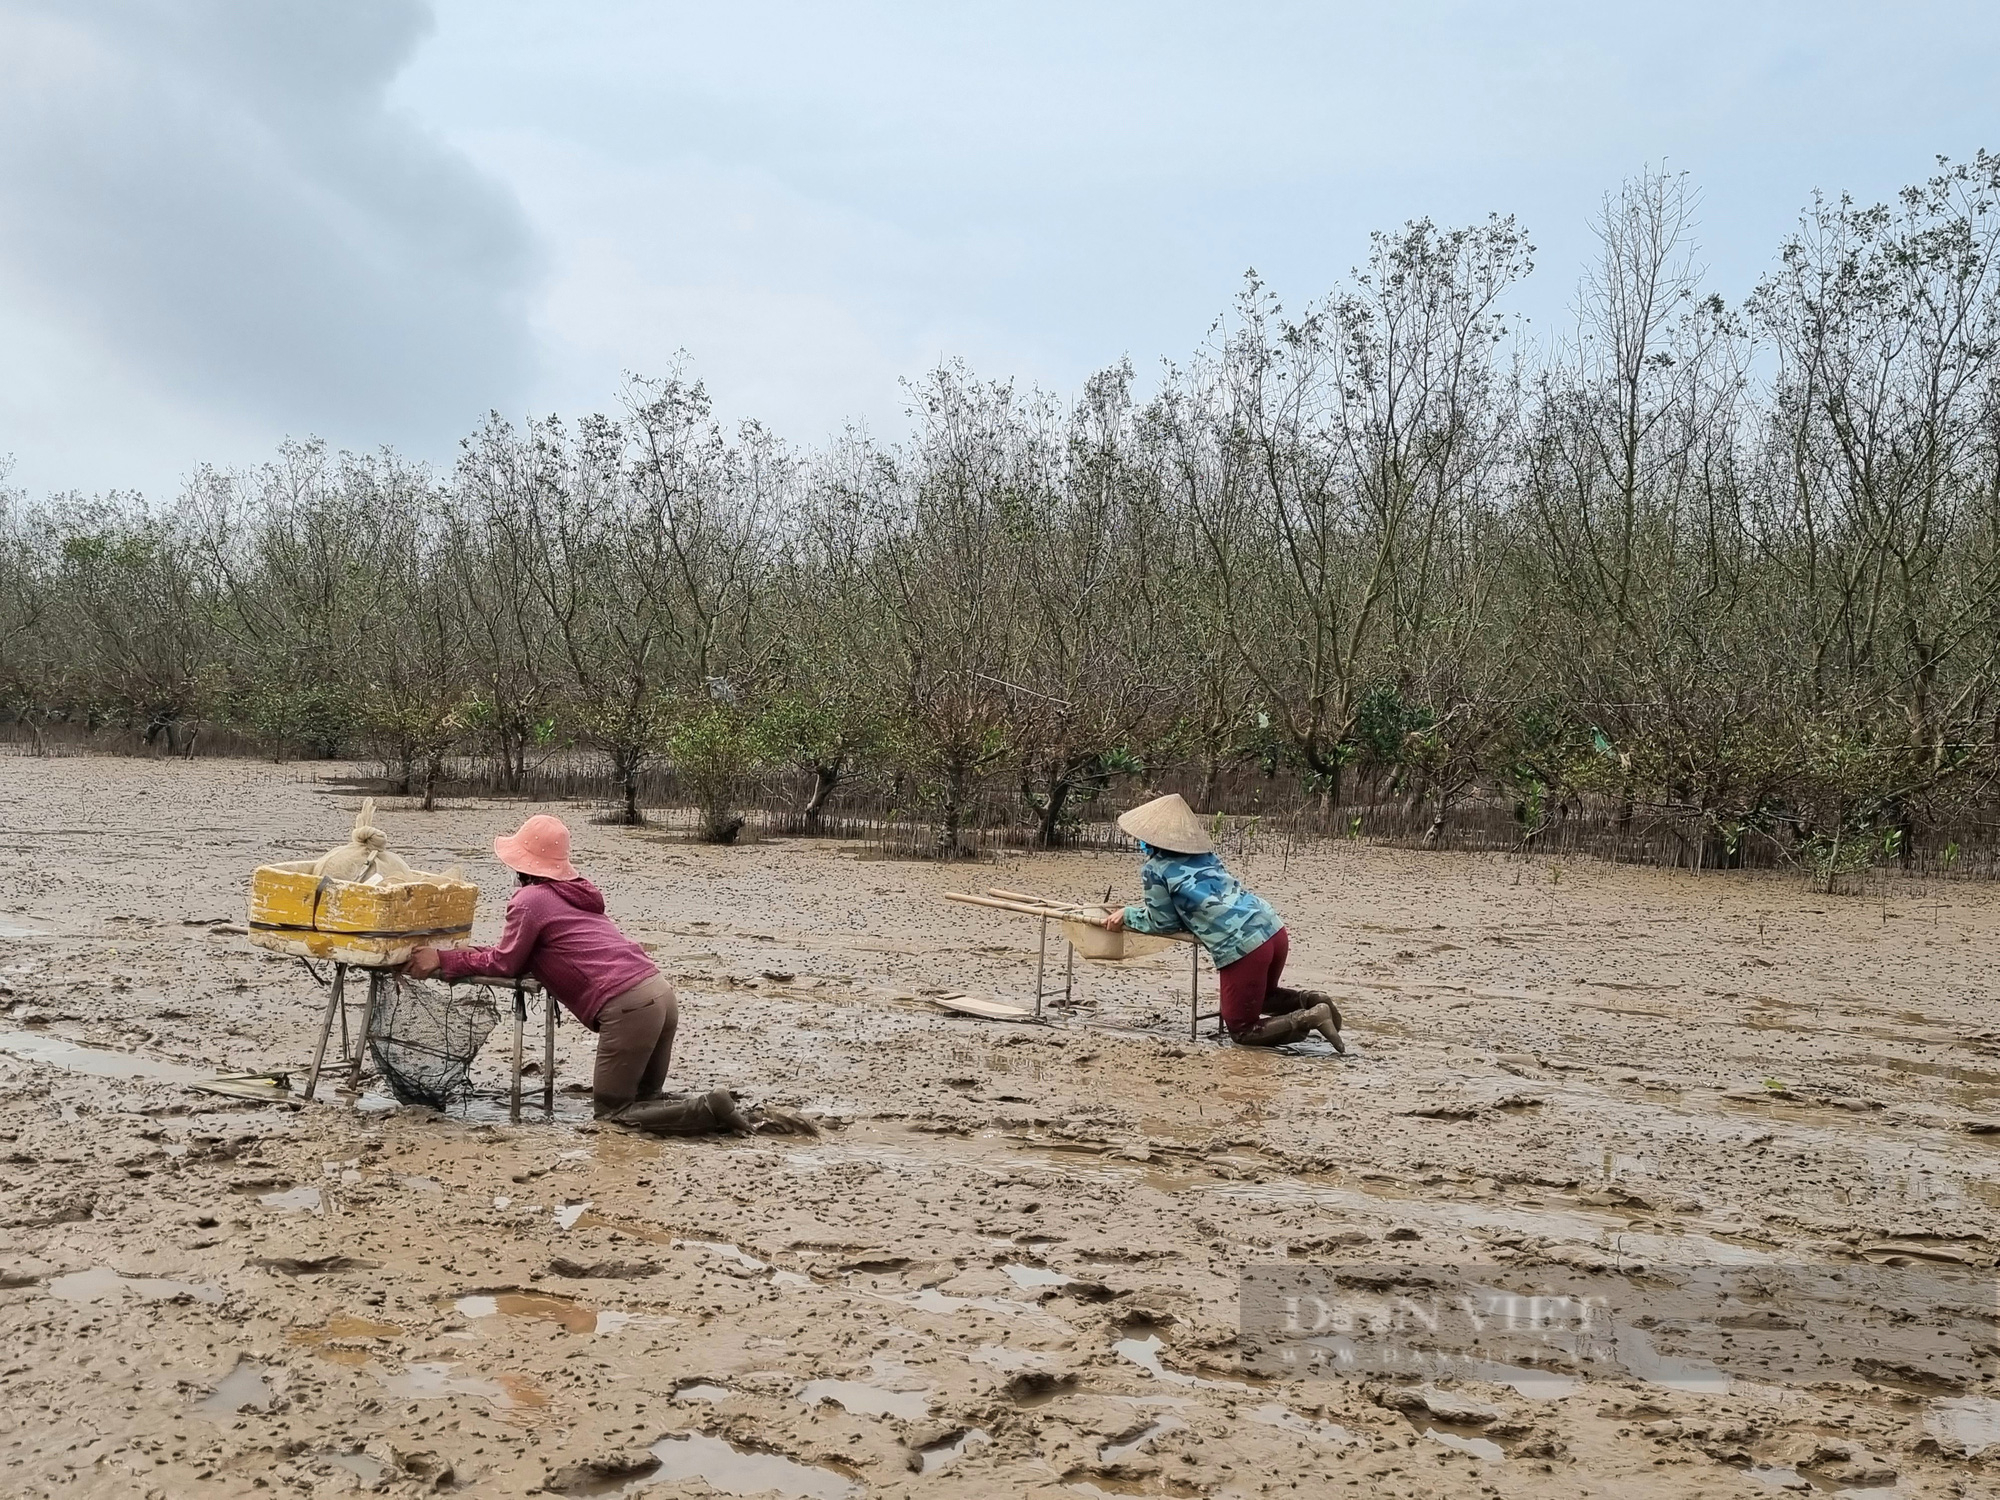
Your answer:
[368,979,501,1109]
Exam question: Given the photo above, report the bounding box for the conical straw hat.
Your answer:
[1116,793,1212,855]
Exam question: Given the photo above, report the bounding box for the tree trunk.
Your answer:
[1197,752,1220,812]
[609,745,645,825]
[1423,792,1450,847]
[1036,773,1072,848]
[940,756,968,858]
[495,727,520,793]
[802,762,841,834]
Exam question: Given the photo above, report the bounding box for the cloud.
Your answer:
[0,0,537,477]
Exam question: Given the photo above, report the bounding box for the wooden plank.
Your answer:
[188,1074,296,1103]
[929,993,1035,1021]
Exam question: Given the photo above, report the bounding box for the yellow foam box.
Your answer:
[246,861,479,966]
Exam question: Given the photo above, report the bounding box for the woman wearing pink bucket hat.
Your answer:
[404,814,743,1133]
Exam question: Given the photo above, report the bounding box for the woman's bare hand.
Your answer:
[403,946,442,980]
[1102,907,1127,931]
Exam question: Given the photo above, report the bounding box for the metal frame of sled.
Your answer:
[301,961,560,1122]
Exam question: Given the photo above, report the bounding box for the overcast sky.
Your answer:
[3,0,1999,501]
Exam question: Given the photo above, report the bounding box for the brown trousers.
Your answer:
[591,975,677,1115]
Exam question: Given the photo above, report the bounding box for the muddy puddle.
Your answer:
[259,1184,324,1212]
[673,1381,733,1403]
[1099,1416,1183,1462]
[374,1361,548,1412]
[1420,1424,1508,1461]
[197,1358,273,1415]
[1926,1395,2000,1455]
[457,1091,596,1126]
[323,1451,390,1485]
[1864,1053,2000,1097]
[916,1427,990,1472]
[638,1432,860,1499]
[47,1266,222,1304]
[1740,1462,1904,1497]
[0,1026,208,1084]
[451,1289,628,1336]
[795,1378,929,1420]
[1002,1261,1071,1288]
[1114,1333,1250,1390]
[289,1313,404,1366]
[1247,1403,1354,1444]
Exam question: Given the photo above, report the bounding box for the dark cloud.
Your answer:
[0,0,537,447]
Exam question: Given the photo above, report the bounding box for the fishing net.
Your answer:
[367,978,501,1109]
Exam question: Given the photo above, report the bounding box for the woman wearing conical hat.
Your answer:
[1104,794,1344,1050]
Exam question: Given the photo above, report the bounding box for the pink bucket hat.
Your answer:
[493,814,579,881]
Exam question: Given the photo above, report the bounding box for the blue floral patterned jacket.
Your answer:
[1122,850,1282,967]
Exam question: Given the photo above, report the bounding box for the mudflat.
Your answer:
[2,755,1996,1498]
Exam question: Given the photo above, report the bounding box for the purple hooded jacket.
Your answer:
[435,878,658,1029]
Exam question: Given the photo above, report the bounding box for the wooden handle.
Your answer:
[986,887,1096,911]
[945,891,1090,919]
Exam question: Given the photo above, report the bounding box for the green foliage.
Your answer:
[668,704,763,843]
[244,680,356,759]
[1351,681,1434,770]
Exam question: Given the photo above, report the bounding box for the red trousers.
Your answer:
[1218,927,1289,1035]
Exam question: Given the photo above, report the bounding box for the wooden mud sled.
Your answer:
[942,889,1218,1038]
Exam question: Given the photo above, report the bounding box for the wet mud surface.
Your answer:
[1,758,1998,1497]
